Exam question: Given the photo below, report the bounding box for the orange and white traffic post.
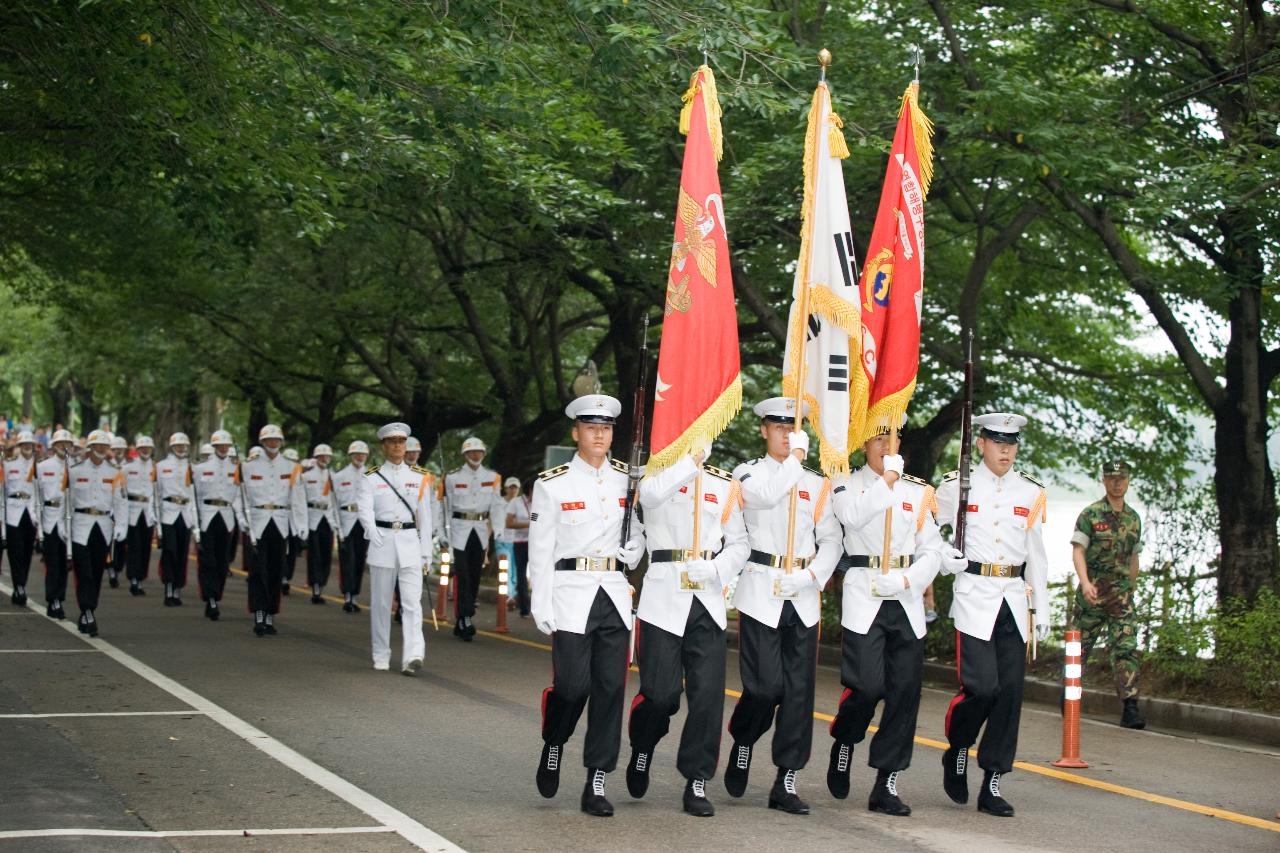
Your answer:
[1053,627,1089,768]
[494,553,511,633]
[435,548,451,623]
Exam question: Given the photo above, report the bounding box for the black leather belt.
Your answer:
[838,553,913,570]
[555,556,619,572]
[748,549,811,571]
[203,498,231,507]
[163,496,190,504]
[307,501,330,510]
[966,560,1025,578]
[75,507,111,516]
[44,499,62,508]
[7,493,31,501]
[127,494,150,503]
[375,519,415,530]
[255,503,287,510]
[650,548,717,564]
[340,504,359,512]
[452,511,486,521]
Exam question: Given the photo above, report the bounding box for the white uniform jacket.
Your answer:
[300,465,340,533]
[235,452,307,542]
[121,457,156,527]
[66,457,127,545]
[637,456,749,636]
[3,455,37,527]
[154,454,198,530]
[331,463,364,538]
[35,456,70,537]
[832,466,945,639]
[192,453,242,532]
[936,463,1049,642]
[443,463,500,550]
[729,455,842,629]
[528,454,642,634]
[357,461,433,569]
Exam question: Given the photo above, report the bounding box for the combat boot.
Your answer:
[826,740,852,799]
[625,748,651,798]
[942,746,969,804]
[976,770,1014,817]
[536,742,562,798]
[724,741,751,798]
[767,768,810,815]
[683,778,714,817]
[1120,698,1146,730]
[868,769,911,816]
[581,768,614,817]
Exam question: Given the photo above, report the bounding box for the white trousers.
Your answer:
[369,563,425,667]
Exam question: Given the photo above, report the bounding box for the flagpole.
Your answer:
[691,468,703,568]
[880,425,899,576]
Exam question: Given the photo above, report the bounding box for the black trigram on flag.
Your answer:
[828,353,848,392]
[833,231,858,289]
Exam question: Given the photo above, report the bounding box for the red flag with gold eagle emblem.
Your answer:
[648,65,741,473]
[854,82,934,444]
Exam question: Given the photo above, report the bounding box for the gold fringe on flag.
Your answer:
[901,82,934,197]
[828,111,851,160]
[644,374,742,476]
[679,64,723,162]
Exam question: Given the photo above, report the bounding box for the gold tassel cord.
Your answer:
[645,375,742,476]
[679,65,723,162]
[828,111,851,160]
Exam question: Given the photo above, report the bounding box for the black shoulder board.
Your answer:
[364,465,381,476]
[941,470,959,483]
[611,458,629,474]
[901,473,929,487]
[704,465,731,481]
[539,464,569,481]
[1019,470,1045,488]
[411,465,431,476]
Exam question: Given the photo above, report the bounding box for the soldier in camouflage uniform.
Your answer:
[1070,459,1145,729]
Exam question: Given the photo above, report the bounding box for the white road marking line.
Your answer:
[0,579,465,853]
[0,649,102,653]
[0,611,37,615]
[0,710,205,719]
[0,826,396,839]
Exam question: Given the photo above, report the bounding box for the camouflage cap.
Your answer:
[1101,459,1133,477]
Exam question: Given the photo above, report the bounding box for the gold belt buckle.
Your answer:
[576,556,612,572]
[391,521,404,531]
[983,562,1012,578]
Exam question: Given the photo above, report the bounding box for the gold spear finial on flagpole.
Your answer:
[818,48,831,83]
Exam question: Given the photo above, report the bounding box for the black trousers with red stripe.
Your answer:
[72,525,110,613]
[125,519,152,582]
[43,529,69,604]
[198,514,232,602]
[727,602,818,771]
[338,522,368,595]
[453,529,485,620]
[6,514,37,589]
[542,588,629,771]
[830,600,923,772]
[306,518,333,588]
[159,516,191,589]
[945,601,1026,773]
[629,599,725,781]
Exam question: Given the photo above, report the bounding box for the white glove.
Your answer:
[533,609,556,635]
[421,562,431,578]
[683,559,718,584]
[941,548,968,576]
[1035,622,1051,643]
[787,430,809,457]
[882,454,904,475]
[777,571,812,597]
[872,569,907,597]
[615,537,644,567]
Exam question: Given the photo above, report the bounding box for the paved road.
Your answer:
[1,568,1277,852]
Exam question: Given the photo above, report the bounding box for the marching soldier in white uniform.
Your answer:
[625,444,749,817]
[301,443,340,604]
[36,429,75,618]
[444,436,500,640]
[334,440,370,613]
[531,394,644,818]
[67,430,127,635]
[935,412,1049,817]
[120,435,157,596]
[107,434,129,587]
[156,432,199,606]
[236,424,306,636]
[4,431,39,606]
[724,397,842,815]
[357,423,432,674]
[825,419,946,814]
[193,430,241,620]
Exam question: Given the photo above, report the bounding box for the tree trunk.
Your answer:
[1212,404,1277,605]
[247,393,268,449]
[49,383,70,429]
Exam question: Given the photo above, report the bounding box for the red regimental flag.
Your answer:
[648,65,741,473]
[855,82,934,444]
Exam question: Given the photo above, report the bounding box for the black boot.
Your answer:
[827,740,852,800]
[281,582,290,596]
[768,768,810,815]
[868,769,911,816]
[13,589,27,606]
[1120,697,1146,730]
[536,742,562,798]
[77,613,89,634]
[683,778,714,817]
[107,573,119,589]
[253,611,267,637]
[942,746,969,804]
[581,769,614,817]
[85,612,98,637]
[724,742,751,798]
[625,749,651,798]
[977,770,1014,817]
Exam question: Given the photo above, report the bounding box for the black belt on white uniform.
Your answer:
[452,510,486,521]
[339,504,359,512]
[555,555,619,572]
[966,560,1025,578]
[163,496,190,505]
[747,549,811,571]
[7,492,31,501]
[375,519,415,530]
[307,501,330,510]
[837,553,912,571]
[75,507,111,516]
[255,503,287,510]
[649,548,717,564]
[44,499,62,508]
[127,494,150,503]
[203,498,231,507]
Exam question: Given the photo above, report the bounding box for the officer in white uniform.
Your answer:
[236,424,307,636]
[107,434,130,588]
[4,431,39,606]
[935,412,1049,817]
[530,394,644,818]
[334,440,370,612]
[193,430,241,620]
[625,444,749,817]
[301,443,340,603]
[67,430,127,635]
[156,432,199,606]
[121,435,157,596]
[36,429,75,618]
[443,436,500,640]
[724,397,842,815]
[825,418,946,814]
[357,423,432,674]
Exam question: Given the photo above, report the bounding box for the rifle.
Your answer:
[953,329,975,550]
[234,445,257,550]
[619,312,651,548]
[62,453,73,561]
[436,437,453,558]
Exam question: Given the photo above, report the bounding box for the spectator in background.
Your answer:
[35,425,49,452]
[503,478,531,618]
